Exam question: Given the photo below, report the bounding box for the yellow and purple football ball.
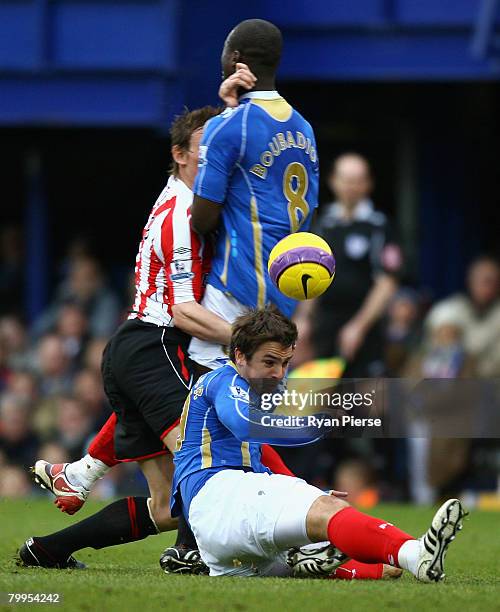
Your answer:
[268,232,335,300]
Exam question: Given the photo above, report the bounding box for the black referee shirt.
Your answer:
[313,199,403,358]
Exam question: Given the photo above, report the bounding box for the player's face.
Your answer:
[236,341,294,391]
[174,127,204,190]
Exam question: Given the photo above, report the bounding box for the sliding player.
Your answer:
[174,307,466,581]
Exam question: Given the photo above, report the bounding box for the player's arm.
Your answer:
[212,382,319,446]
[172,301,231,345]
[218,63,256,108]
[190,197,221,235]
[191,109,243,235]
[157,201,231,343]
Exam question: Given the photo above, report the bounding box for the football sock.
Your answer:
[65,453,110,489]
[327,507,414,566]
[331,560,384,580]
[397,539,422,575]
[33,497,158,560]
[261,444,295,476]
[174,513,198,549]
[87,413,120,467]
[65,414,120,488]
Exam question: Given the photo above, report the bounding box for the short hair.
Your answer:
[229,305,297,362]
[226,19,282,75]
[169,106,221,177]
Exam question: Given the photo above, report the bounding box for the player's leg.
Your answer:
[31,413,119,514]
[188,470,465,581]
[260,444,295,476]
[158,442,294,573]
[121,326,205,573]
[331,560,402,580]
[137,454,176,531]
[18,454,176,569]
[305,493,466,582]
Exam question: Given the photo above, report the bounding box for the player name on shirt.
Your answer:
[250,130,318,179]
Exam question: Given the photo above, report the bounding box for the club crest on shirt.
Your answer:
[193,385,204,399]
[229,385,249,402]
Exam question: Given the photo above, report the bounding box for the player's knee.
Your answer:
[306,494,350,542]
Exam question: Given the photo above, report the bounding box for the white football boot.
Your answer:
[286,542,348,578]
[415,498,467,582]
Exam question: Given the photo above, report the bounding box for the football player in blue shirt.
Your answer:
[189,18,320,370]
[173,306,466,579]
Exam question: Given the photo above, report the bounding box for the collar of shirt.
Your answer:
[324,199,375,224]
[168,174,193,198]
[239,90,281,101]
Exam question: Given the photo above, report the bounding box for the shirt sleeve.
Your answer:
[371,219,404,279]
[193,109,243,205]
[210,375,322,446]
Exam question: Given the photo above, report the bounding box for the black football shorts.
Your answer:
[101,318,194,461]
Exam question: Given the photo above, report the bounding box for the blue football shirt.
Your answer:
[171,363,323,518]
[194,91,319,317]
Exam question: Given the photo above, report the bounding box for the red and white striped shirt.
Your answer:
[129,176,212,327]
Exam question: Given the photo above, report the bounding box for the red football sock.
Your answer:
[88,414,120,467]
[330,559,384,580]
[261,444,295,476]
[327,507,414,566]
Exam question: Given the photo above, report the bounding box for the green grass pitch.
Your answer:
[1,499,499,612]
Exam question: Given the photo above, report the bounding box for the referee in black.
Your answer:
[296,153,403,378]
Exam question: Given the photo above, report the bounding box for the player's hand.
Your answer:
[338,320,366,361]
[328,489,348,498]
[219,63,256,108]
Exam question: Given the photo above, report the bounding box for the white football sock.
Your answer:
[397,539,422,576]
[65,454,110,489]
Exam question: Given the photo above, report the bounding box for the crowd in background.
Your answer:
[2,154,500,508]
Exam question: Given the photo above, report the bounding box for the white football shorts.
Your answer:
[188,469,326,576]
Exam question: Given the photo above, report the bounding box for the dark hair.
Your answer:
[169,106,221,177]
[229,305,297,362]
[226,19,282,76]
